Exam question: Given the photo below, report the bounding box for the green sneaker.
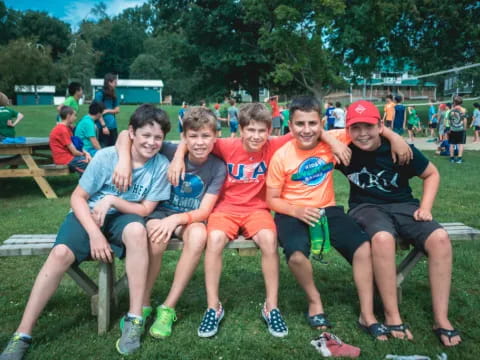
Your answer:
[119,306,152,332]
[0,333,32,360]
[149,305,177,339]
[116,315,144,355]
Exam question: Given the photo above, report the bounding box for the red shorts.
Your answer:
[207,209,276,240]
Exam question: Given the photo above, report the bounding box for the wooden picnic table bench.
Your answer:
[0,234,257,334]
[1,222,478,334]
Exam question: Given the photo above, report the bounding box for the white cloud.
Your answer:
[62,0,148,29]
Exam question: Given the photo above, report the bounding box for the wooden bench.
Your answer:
[0,234,258,334]
[1,222,478,333]
[396,222,480,302]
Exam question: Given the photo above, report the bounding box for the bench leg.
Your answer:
[396,248,425,304]
[66,264,98,297]
[97,261,115,334]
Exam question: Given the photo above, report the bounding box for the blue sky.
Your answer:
[5,0,148,27]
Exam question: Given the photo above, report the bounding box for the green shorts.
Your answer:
[54,212,146,264]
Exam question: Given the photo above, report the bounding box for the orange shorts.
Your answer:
[207,209,276,240]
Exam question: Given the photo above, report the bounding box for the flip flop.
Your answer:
[433,328,461,346]
[386,324,411,339]
[358,322,390,339]
[305,313,332,329]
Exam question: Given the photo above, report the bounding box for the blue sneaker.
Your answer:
[0,334,31,360]
[116,315,144,355]
[198,304,224,338]
[261,304,288,338]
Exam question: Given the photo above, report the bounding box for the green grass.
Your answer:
[1,147,479,359]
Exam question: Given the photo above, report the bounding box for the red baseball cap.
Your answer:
[346,100,381,127]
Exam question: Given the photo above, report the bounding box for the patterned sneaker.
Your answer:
[149,305,177,339]
[116,315,144,355]
[261,304,288,338]
[197,304,224,338]
[0,333,31,360]
[119,306,152,332]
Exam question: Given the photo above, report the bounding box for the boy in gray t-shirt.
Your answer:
[115,106,226,339]
[0,104,171,359]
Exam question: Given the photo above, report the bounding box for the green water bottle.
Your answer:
[309,209,331,259]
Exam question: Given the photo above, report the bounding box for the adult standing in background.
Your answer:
[95,73,120,147]
[333,101,346,129]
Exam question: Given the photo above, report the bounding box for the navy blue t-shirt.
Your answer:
[336,139,429,210]
[393,104,405,130]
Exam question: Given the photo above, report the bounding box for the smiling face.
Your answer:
[240,120,271,152]
[289,110,322,150]
[129,122,164,163]
[183,125,216,164]
[347,122,383,151]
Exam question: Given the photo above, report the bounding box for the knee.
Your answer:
[425,229,451,257]
[207,231,228,251]
[256,231,277,255]
[371,231,396,254]
[123,222,148,248]
[183,224,207,253]
[149,240,167,257]
[353,241,371,262]
[288,251,307,267]
[50,245,75,268]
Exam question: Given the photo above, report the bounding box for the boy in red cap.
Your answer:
[336,100,461,347]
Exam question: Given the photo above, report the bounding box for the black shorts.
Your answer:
[429,123,438,129]
[448,130,466,145]
[99,128,118,147]
[54,212,145,264]
[348,202,443,253]
[407,124,414,130]
[274,206,369,264]
[384,120,393,128]
[475,126,480,131]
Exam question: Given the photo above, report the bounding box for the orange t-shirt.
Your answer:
[267,130,349,208]
[384,102,395,121]
[212,134,293,214]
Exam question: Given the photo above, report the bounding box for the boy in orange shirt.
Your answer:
[266,96,410,339]
[382,94,395,128]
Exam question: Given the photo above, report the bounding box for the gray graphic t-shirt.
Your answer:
[79,146,171,213]
[157,142,227,213]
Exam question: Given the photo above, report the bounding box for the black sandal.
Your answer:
[433,328,461,346]
[386,324,411,339]
[305,313,332,329]
[358,322,390,339]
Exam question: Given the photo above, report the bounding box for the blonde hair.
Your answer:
[238,103,272,129]
[0,92,9,106]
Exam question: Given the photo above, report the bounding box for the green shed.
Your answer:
[90,79,163,104]
[15,85,55,105]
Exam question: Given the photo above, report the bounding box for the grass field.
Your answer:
[0,105,479,359]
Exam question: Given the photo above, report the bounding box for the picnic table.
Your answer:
[0,137,69,199]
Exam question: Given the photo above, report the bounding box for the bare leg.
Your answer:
[287,251,325,318]
[351,241,387,340]
[252,229,279,311]
[204,230,228,310]
[163,223,207,308]
[123,222,149,316]
[371,231,413,340]
[457,144,464,158]
[17,245,75,335]
[424,229,461,346]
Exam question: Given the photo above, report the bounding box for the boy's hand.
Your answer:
[92,195,114,227]
[413,208,433,221]
[390,136,413,165]
[102,127,110,135]
[168,158,186,187]
[147,216,181,243]
[89,229,113,263]
[84,152,92,163]
[330,138,352,166]
[7,120,14,127]
[112,159,132,192]
[293,206,322,227]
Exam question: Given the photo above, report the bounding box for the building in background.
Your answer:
[14,85,55,105]
[90,79,164,104]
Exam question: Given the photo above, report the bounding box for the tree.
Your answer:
[0,1,21,45]
[18,11,71,59]
[0,38,56,100]
[244,0,347,100]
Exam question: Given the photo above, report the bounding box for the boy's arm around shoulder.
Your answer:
[112,130,132,192]
[71,186,113,263]
[320,129,351,166]
[381,126,413,165]
[414,162,440,221]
